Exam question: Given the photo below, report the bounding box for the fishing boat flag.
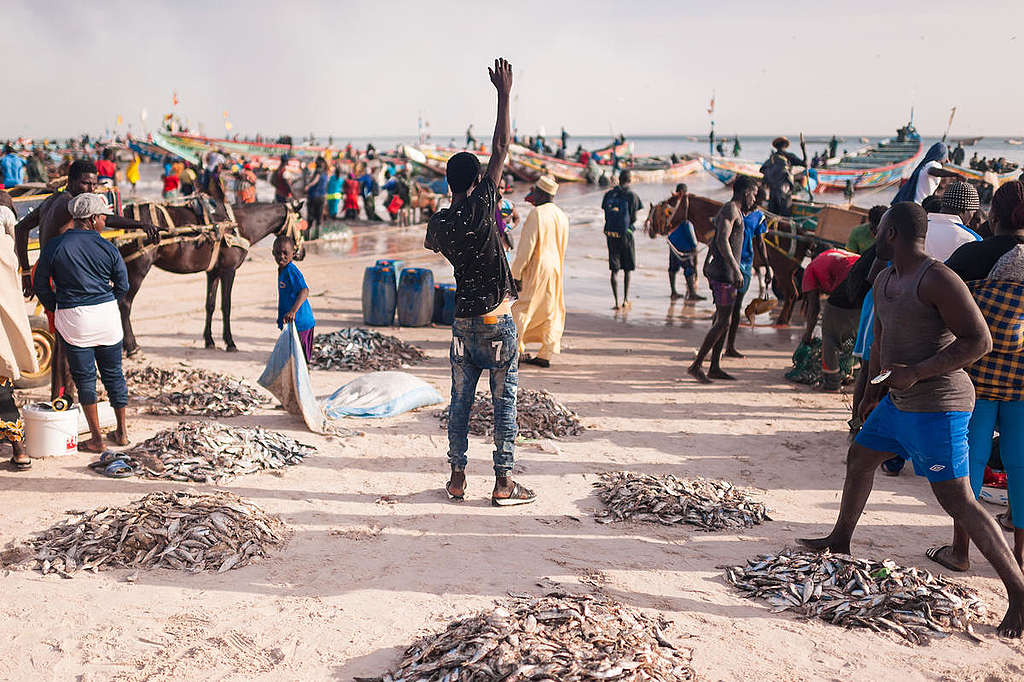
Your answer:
[172,91,179,107]
[707,93,715,115]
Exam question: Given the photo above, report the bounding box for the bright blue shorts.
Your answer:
[854,394,970,483]
[853,288,874,361]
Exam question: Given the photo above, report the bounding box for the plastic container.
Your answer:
[362,265,397,326]
[375,259,404,288]
[23,402,79,458]
[433,283,457,325]
[397,268,435,327]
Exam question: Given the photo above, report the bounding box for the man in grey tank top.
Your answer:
[800,202,1024,638]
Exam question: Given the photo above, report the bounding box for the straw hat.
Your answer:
[772,136,790,150]
[534,175,559,197]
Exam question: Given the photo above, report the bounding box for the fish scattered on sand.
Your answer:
[311,328,426,371]
[725,549,987,644]
[113,421,316,483]
[594,471,770,530]
[437,388,584,440]
[359,592,695,682]
[125,364,266,417]
[18,491,286,577]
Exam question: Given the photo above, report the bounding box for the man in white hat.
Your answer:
[34,193,132,452]
[511,175,568,368]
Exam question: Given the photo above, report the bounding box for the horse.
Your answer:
[119,198,304,354]
[399,183,439,226]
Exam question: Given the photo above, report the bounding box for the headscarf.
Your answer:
[992,180,1024,231]
[892,142,947,205]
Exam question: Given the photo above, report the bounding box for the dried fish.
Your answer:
[311,328,426,371]
[436,388,584,440]
[112,421,315,483]
[725,549,987,644]
[126,364,266,417]
[368,593,695,681]
[19,491,286,577]
[593,471,770,531]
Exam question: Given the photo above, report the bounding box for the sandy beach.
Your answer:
[3,201,1024,681]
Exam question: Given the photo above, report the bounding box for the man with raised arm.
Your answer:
[799,202,1024,638]
[425,58,536,508]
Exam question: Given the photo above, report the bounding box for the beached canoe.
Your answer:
[624,157,702,183]
[509,144,588,182]
[943,163,1020,190]
[591,140,633,164]
[703,134,922,194]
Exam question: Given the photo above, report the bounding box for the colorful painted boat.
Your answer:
[590,140,633,164]
[626,157,702,183]
[163,131,330,158]
[944,163,1020,190]
[509,144,588,182]
[700,156,763,185]
[814,135,921,192]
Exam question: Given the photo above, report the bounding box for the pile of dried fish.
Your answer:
[115,421,315,483]
[725,549,986,644]
[310,328,426,371]
[22,490,285,577]
[436,388,584,440]
[364,593,694,682]
[125,364,265,417]
[594,471,769,530]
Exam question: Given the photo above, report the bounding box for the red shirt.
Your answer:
[802,248,858,295]
[96,159,116,178]
[163,174,180,192]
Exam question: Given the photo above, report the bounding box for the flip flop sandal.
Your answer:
[88,450,129,472]
[925,545,968,573]
[9,456,32,471]
[491,482,537,507]
[446,480,466,501]
[101,459,137,479]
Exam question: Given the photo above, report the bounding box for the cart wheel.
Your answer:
[14,315,53,389]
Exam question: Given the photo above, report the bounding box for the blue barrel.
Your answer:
[362,265,397,326]
[376,259,404,288]
[397,268,435,327]
[433,283,457,325]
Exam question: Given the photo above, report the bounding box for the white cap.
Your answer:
[69,193,114,219]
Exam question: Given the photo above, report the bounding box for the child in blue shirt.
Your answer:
[273,235,316,362]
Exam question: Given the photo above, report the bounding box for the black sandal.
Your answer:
[491,482,537,507]
[9,456,31,471]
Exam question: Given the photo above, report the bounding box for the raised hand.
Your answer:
[488,58,513,96]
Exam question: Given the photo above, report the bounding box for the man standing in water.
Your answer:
[689,176,759,383]
[602,170,642,310]
[425,58,535,507]
[799,202,1024,638]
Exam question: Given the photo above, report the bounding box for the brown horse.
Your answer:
[119,199,304,354]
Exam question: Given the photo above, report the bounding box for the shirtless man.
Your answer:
[799,202,1024,638]
[15,159,157,399]
[688,176,758,383]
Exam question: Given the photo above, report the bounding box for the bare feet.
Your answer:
[687,365,712,384]
[997,597,1024,638]
[446,470,466,501]
[670,292,682,300]
[78,437,104,454]
[106,430,130,447]
[686,293,707,301]
[708,367,736,380]
[621,300,632,310]
[796,535,851,554]
[724,348,744,358]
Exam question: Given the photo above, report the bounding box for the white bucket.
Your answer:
[76,401,116,435]
[23,403,79,458]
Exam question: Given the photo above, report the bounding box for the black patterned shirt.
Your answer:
[425,177,517,317]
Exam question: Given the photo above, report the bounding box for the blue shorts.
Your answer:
[855,394,970,483]
[738,267,753,296]
[852,289,874,361]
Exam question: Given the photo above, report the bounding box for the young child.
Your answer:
[273,235,316,363]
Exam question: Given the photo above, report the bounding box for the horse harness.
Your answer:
[118,199,300,271]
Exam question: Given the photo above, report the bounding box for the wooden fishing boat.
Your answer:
[509,144,588,182]
[703,131,922,194]
[163,131,329,158]
[943,164,1021,191]
[625,157,702,183]
[591,140,633,164]
[813,135,921,192]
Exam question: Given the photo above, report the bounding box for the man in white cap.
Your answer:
[34,193,132,452]
[511,175,568,368]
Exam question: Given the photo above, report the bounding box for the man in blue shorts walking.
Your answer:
[799,202,1024,638]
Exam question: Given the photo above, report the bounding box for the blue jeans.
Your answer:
[447,315,518,475]
[968,399,1024,528]
[65,341,128,408]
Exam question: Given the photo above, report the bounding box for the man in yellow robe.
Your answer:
[511,175,568,368]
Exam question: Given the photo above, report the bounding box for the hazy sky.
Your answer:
[4,0,1021,139]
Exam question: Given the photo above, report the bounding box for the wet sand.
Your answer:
[2,177,1023,681]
